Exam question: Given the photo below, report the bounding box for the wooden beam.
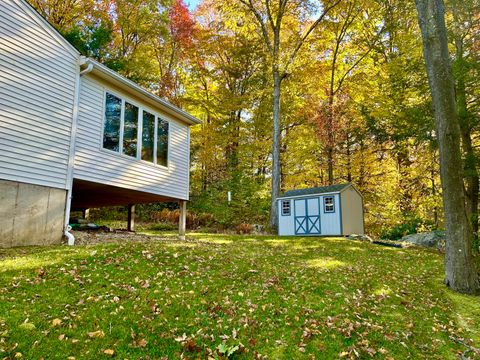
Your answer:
[179,200,187,240]
[128,204,135,232]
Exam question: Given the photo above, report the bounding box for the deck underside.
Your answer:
[71,179,177,210]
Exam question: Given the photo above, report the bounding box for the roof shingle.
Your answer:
[279,183,351,198]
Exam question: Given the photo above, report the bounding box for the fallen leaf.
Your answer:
[51,318,62,327]
[103,349,115,356]
[87,330,105,338]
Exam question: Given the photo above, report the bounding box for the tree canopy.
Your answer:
[28,0,480,240]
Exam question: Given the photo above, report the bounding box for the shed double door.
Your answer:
[294,198,321,235]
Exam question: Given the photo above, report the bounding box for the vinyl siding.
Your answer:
[319,194,342,235]
[74,75,190,200]
[0,0,78,189]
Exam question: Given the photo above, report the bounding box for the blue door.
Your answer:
[294,198,321,235]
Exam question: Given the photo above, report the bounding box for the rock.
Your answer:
[347,234,373,242]
[400,231,445,249]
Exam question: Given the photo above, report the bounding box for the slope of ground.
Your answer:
[0,232,479,359]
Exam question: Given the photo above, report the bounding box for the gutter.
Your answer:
[64,56,93,246]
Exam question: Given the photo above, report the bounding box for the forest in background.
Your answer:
[29,0,480,236]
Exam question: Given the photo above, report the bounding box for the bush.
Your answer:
[235,223,253,234]
[380,217,435,240]
[150,209,216,230]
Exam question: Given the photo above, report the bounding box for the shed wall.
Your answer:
[0,0,78,189]
[340,187,364,235]
[278,200,295,235]
[319,194,342,235]
[74,75,190,200]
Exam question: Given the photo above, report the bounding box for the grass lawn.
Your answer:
[0,233,479,359]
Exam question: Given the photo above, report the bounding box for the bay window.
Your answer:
[142,111,155,163]
[123,102,139,158]
[157,119,169,167]
[103,92,169,167]
[103,93,121,151]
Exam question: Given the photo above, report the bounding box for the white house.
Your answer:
[277,183,364,236]
[0,0,200,247]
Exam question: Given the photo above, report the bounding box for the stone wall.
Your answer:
[0,180,66,247]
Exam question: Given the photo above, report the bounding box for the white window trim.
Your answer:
[281,200,291,216]
[324,196,335,213]
[101,89,170,169]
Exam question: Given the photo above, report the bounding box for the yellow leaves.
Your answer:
[58,334,65,341]
[51,318,62,327]
[103,349,115,356]
[87,330,105,338]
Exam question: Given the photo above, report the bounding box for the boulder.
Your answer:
[400,231,445,249]
[347,234,373,242]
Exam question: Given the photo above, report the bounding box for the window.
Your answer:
[123,102,139,157]
[102,92,169,167]
[103,93,121,151]
[142,111,155,163]
[324,196,335,213]
[157,118,169,167]
[281,200,291,216]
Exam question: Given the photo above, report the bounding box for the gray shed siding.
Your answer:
[0,0,78,189]
[74,75,190,200]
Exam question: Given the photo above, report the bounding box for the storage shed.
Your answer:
[277,183,364,236]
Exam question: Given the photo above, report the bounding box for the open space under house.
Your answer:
[0,0,201,247]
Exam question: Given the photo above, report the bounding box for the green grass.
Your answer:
[0,233,479,359]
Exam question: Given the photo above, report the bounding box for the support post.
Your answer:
[83,208,90,220]
[179,200,186,240]
[128,204,135,232]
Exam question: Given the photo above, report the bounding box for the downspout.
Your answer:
[64,57,93,246]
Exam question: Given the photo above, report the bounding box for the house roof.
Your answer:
[82,58,202,126]
[278,183,351,198]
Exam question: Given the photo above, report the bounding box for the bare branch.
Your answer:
[239,0,274,54]
[282,0,342,77]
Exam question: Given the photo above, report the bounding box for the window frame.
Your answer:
[101,90,170,169]
[281,200,291,216]
[323,196,335,213]
[102,92,123,152]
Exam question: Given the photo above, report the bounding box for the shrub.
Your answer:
[235,223,253,234]
[380,217,430,240]
[150,209,216,230]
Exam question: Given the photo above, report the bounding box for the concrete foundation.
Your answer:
[0,180,67,247]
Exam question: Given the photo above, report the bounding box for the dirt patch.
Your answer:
[71,230,164,246]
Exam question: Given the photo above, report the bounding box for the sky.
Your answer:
[186,0,202,11]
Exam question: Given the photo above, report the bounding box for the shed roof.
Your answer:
[279,183,351,198]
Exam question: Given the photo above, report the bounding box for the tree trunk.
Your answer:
[269,70,282,230]
[346,131,352,183]
[326,94,335,185]
[416,0,480,294]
